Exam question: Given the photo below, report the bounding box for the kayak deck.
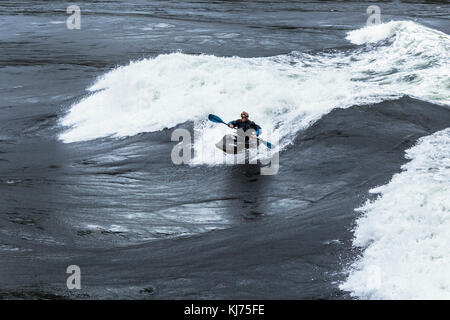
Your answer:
[215,134,259,154]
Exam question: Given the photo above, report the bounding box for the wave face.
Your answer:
[338,21,450,300]
[340,128,450,299]
[59,21,449,163]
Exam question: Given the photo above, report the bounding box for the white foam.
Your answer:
[155,23,175,28]
[341,128,450,299]
[59,21,449,164]
[346,21,398,45]
[340,21,450,299]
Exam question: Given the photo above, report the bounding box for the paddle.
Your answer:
[208,114,273,149]
[208,114,227,125]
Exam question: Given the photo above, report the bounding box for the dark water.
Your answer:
[0,1,449,299]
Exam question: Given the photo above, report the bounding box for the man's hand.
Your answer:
[229,124,234,128]
[252,134,257,139]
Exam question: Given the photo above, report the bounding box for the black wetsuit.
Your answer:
[227,119,262,150]
[228,119,261,136]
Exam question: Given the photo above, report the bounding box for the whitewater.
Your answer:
[59,21,449,149]
[339,23,450,300]
[341,128,450,299]
[58,20,450,299]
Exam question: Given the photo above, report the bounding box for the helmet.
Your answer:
[241,111,249,119]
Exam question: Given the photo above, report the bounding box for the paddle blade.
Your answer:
[208,114,226,124]
[258,138,273,149]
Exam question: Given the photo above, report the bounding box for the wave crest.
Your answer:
[59,21,449,166]
[341,128,450,299]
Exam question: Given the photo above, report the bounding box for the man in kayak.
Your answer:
[228,111,261,139]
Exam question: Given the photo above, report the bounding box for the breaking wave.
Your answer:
[59,21,449,164]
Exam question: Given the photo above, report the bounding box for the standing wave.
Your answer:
[340,128,450,299]
[340,20,450,300]
[59,21,449,165]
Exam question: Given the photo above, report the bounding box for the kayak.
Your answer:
[215,134,259,154]
[208,114,273,150]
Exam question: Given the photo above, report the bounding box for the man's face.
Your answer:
[241,116,248,122]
